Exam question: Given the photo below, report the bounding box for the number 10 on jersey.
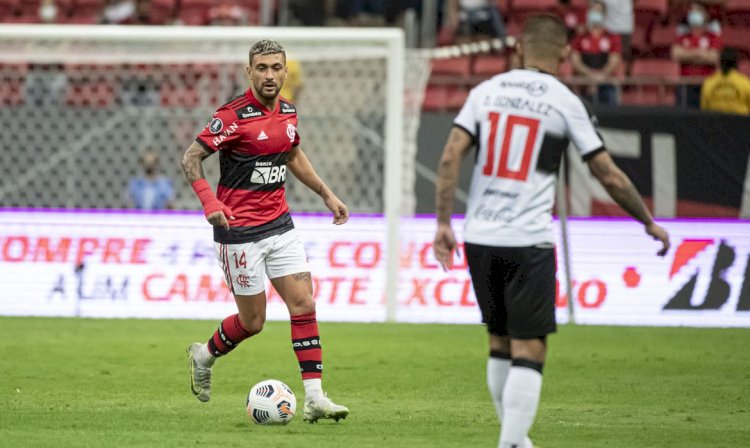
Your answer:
[482,112,541,182]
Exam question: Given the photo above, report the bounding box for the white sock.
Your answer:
[303,378,323,402]
[487,356,512,423]
[198,343,216,367]
[499,366,543,448]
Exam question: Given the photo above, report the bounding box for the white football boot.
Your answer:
[187,342,213,402]
[302,394,349,423]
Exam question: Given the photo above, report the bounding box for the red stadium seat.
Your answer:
[726,0,750,27]
[67,0,103,24]
[648,24,678,58]
[558,60,573,80]
[422,85,450,112]
[634,0,668,16]
[160,84,200,107]
[622,58,679,105]
[722,26,750,58]
[496,0,510,16]
[146,0,177,24]
[472,54,508,76]
[511,0,558,10]
[0,0,19,20]
[447,86,469,110]
[178,0,213,25]
[0,63,27,106]
[431,56,472,77]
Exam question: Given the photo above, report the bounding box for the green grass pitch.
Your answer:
[1,316,748,447]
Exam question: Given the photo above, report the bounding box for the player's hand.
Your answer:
[433,222,457,271]
[646,222,670,257]
[324,195,349,225]
[206,203,235,230]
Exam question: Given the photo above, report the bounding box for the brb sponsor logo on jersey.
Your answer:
[250,161,286,184]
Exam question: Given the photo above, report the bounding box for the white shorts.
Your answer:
[215,229,309,296]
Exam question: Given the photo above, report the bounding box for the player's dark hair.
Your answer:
[249,39,286,65]
[720,48,738,74]
[522,14,568,60]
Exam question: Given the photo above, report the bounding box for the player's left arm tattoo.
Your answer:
[588,150,653,225]
[436,127,473,225]
[181,142,213,183]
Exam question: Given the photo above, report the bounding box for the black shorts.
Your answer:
[465,243,557,339]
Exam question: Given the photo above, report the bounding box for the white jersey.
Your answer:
[454,69,604,247]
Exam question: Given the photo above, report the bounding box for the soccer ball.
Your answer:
[246,379,296,425]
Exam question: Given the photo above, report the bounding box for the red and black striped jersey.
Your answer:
[195,88,300,244]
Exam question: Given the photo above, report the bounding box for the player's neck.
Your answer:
[249,86,279,111]
[523,60,558,77]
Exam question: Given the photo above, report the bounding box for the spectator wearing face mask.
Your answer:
[671,1,722,108]
[570,1,622,105]
[38,0,59,23]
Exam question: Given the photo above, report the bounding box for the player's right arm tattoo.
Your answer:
[588,150,653,225]
[181,142,213,183]
[436,128,473,225]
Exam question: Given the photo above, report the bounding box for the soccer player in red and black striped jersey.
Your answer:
[182,40,349,423]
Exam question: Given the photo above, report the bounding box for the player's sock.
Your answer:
[291,312,323,400]
[488,350,512,423]
[499,359,543,448]
[206,313,252,358]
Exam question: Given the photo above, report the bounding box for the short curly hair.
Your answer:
[249,39,286,64]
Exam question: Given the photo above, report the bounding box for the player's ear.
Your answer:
[245,65,252,78]
[560,44,571,62]
[515,40,524,64]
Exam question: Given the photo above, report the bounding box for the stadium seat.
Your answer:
[0,63,27,106]
[726,0,750,27]
[0,0,19,20]
[505,18,524,38]
[648,24,678,58]
[67,0,104,24]
[634,0,668,16]
[739,60,750,76]
[447,86,470,110]
[178,0,212,25]
[422,85,450,112]
[511,0,558,10]
[431,56,472,77]
[472,54,508,76]
[722,26,750,58]
[146,0,176,25]
[496,0,509,16]
[622,58,679,105]
[558,59,573,79]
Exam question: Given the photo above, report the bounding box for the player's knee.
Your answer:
[289,296,315,315]
[241,315,265,336]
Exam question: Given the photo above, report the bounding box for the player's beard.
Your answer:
[257,81,281,100]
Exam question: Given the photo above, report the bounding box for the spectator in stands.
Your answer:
[571,1,622,105]
[556,0,585,39]
[671,2,722,108]
[39,0,59,23]
[128,151,174,210]
[280,59,303,103]
[102,0,136,24]
[701,48,750,115]
[445,0,506,44]
[675,0,725,36]
[208,3,248,26]
[601,0,633,60]
[333,0,387,26]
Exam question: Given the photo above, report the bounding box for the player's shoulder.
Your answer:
[278,97,297,115]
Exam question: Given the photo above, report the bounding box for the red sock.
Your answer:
[207,314,252,357]
[291,312,322,380]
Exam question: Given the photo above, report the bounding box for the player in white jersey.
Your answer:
[433,14,670,448]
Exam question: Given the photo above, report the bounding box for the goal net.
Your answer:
[0,25,429,214]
